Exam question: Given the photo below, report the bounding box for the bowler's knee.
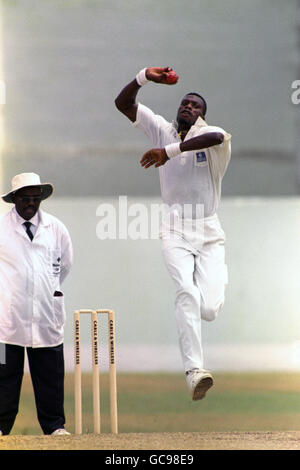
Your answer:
[201,299,224,322]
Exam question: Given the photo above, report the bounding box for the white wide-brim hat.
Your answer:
[1,172,54,203]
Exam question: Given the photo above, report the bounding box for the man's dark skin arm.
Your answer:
[114,79,140,123]
[115,67,224,168]
[115,66,173,122]
[140,133,224,168]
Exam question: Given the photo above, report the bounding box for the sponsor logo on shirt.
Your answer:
[196,151,207,163]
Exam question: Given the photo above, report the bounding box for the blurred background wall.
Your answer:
[0,0,299,372]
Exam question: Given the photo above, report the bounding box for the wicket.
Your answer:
[74,309,118,434]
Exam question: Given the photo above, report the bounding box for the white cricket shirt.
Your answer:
[133,103,231,218]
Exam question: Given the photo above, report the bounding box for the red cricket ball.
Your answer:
[165,71,179,84]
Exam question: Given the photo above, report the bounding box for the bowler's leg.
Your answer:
[194,239,228,322]
[161,238,204,372]
[0,344,24,435]
[27,344,66,435]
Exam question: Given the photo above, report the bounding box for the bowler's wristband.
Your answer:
[136,68,149,87]
[164,142,181,159]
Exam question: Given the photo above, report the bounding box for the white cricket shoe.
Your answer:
[186,369,214,401]
[51,428,71,436]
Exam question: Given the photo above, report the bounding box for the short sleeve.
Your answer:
[132,103,171,147]
[196,125,231,146]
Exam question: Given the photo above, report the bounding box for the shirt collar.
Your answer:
[193,116,208,128]
[173,116,208,135]
[13,206,40,227]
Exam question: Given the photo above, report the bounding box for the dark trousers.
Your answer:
[0,343,66,435]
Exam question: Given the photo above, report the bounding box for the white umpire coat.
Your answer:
[0,207,73,348]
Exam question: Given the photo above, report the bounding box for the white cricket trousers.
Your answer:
[161,213,228,373]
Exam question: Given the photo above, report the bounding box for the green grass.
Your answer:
[11,372,300,435]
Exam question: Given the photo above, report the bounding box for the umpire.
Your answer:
[0,173,73,435]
